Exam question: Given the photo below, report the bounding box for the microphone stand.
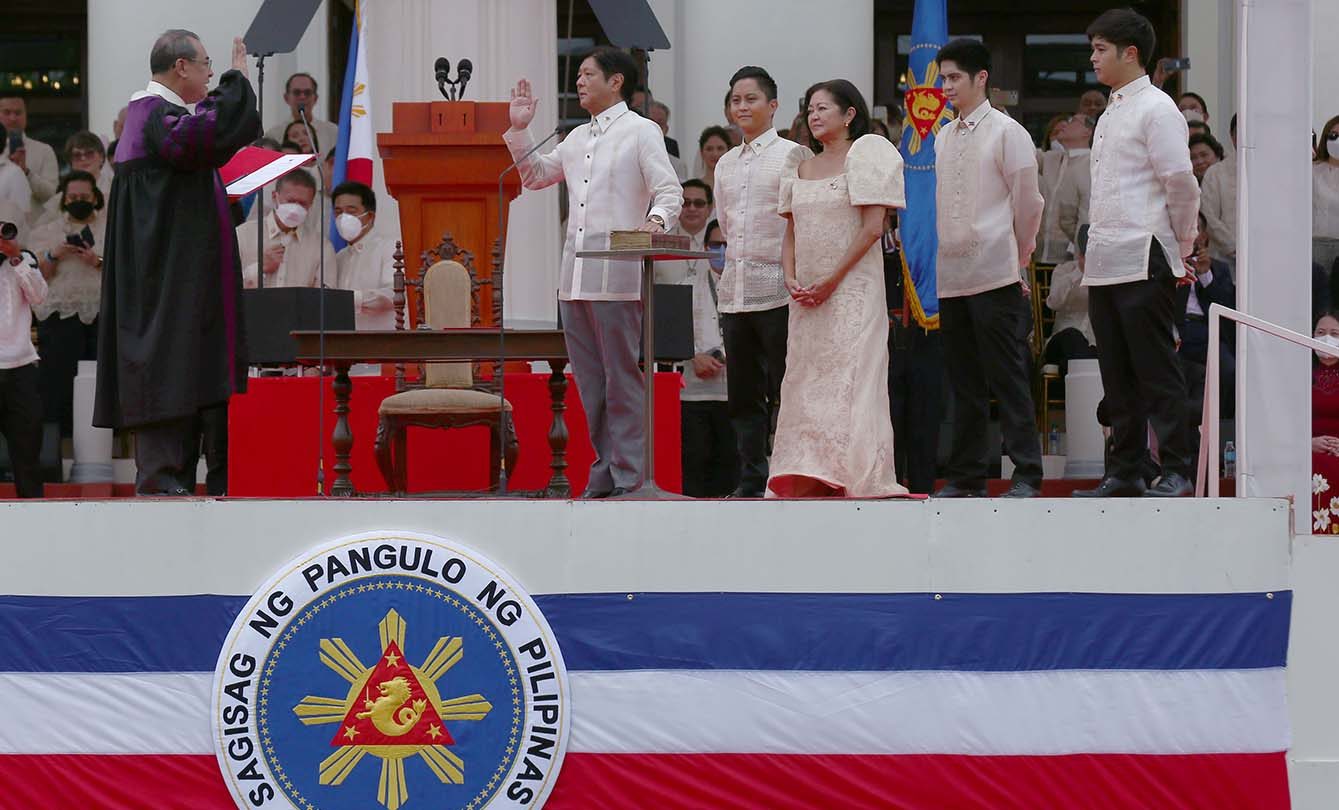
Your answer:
[496,125,561,494]
[299,104,329,496]
[253,52,271,291]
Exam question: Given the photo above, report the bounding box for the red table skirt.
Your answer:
[228,373,682,496]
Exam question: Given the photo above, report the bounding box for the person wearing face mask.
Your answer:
[1312,114,1339,275]
[655,184,734,498]
[32,132,113,229]
[31,171,106,440]
[332,181,395,333]
[1311,310,1339,531]
[94,29,261,497]
[236,169,334,290]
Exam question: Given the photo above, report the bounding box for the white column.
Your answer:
[88,1,331,144]
[69,361,114,483]
[648,0,874,169]
[1183,0,1237,134]
[1235,0,1310,506]
[365,0,561,324]
[1317,0,1339,131]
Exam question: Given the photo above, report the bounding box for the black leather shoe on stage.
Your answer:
[1072,476,1147,498]
[1001,481,1041,498]
[1144,472,1192,498]
[580,488,613,500]
[727,487,764,499]
[607,486,635,499]
[932,482,987,498]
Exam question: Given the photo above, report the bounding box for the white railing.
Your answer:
[1197,303,1324,497]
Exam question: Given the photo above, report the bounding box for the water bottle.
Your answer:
[1223,441,1236,478]
[1048,423,1061,456]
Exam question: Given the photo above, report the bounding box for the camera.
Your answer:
[0,221,16,241]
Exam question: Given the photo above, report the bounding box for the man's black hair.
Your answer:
[1086,8,1156,69]
[935,38,991,78]
[331,180,376,212]
[276,169,317,193]
[681,177,713,205]
[583,47,639,104]
[729,66,778,102]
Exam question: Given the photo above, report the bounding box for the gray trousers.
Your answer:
[559,299,645,491]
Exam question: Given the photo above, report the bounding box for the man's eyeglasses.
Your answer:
[289,88,316,98]
[185,57,212,69]
[683,199,711,209]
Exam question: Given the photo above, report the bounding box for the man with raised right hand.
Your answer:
[504,48,682,499]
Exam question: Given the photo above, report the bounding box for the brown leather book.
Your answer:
[607,230,692,251]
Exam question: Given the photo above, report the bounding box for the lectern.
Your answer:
[377,102,520,326]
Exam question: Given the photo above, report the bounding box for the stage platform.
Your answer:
[0,496,1332,809]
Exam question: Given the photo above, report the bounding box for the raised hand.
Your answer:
[509,79,539,130]
[232,37,250,78]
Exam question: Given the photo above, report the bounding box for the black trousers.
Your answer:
[35,314,98,437]
[134,402,229,495]
[940,283,1043,487]
[186,403,229,496]
[1088,245,1193,480]
[680,400,737,498]
[721,306,788,494]
[0,363,44,498]
[888,321,943,494]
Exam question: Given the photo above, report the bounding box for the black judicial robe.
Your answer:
[94,70,260,429]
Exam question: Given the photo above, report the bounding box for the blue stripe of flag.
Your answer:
[0,592,1290,674]
[328,14,360,251]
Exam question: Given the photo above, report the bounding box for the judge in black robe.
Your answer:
[94,31,260,495]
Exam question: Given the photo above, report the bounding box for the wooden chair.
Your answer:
[374,233,518,494]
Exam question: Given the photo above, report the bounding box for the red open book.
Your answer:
[220,146,316,200]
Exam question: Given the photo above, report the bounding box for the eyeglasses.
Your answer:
[289,88,316,97]
[683,199,711,209]
[69,149,101,161]
[185,57,212,69]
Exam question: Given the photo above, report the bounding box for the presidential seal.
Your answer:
[212,531,569,810]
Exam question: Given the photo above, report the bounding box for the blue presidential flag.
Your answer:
[898,0,953,328]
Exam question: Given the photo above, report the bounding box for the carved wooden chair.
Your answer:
[373,233,518,494]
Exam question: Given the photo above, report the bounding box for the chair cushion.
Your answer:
[378,388,512,415]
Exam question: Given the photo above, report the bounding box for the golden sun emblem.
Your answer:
[292,609,493,810]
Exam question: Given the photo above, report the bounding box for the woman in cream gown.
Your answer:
[767,80,908,498]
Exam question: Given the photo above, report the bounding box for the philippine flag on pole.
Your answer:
[330,0,374,250]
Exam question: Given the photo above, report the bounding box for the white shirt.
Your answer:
[1045,259,1095,346]
[1039,147,1090,263]
[12,135,58,212]
[30,212,107,323]
[503,101,682,302]
[1200,152,1236,260]
[1055,151,1091,246]
[237,213,336,289]
[1084,75,1199,287]
[0,252,46,369]
[654,224,726,401]
[1312,161,1339,240]
[712,128,811,313]
[0,157,31,217]
[934,101,1044,298]
[335,231,397,330]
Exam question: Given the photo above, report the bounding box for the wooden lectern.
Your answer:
[378,101,520,327]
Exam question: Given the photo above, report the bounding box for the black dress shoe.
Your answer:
[580,488,613,500]
[932,482,987,498]
[1072,476,1147,498]
[607,486,636,498]
[726,487,763,499]
[1144,472,1192,498]
[1001,480,1041,498]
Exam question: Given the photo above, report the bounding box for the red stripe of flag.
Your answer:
[0,752,1290,809]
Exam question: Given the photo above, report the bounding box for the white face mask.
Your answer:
[1049,140,1064,152]
[335,212,368,242]
[1316,334,1339,359]
[275,202,308,229]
